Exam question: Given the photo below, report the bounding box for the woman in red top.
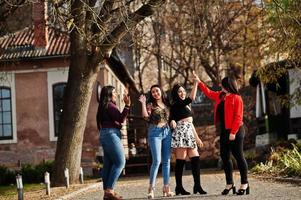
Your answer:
[193,72,249,196]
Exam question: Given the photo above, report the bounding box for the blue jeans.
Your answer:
[100,128,125,190]
[148,125,172,187]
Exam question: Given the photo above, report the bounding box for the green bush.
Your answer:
[0,165,16,185]
[0,161,54,185]
[251,143,301,177]
[278,144,301,176]
[21,160,54,183]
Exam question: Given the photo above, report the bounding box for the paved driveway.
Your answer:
[76,170,301,200]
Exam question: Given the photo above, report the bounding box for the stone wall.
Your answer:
[196,125,219,160]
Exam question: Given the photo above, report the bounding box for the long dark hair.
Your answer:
[221,77,240,95]
[171,83,184,104]
[96,85,115,130]
[149,84,169,107]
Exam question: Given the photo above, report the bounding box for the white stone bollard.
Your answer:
[64,168,70,188]
[44,172,51,195]
[79,167,84,184]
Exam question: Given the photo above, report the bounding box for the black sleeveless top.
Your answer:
[170,98,193,122]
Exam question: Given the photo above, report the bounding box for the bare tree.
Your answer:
[133,0,266,89]
[2,0,167,186]
[191,0,266,85]
[0,0,29,35]
[52,0,167,186]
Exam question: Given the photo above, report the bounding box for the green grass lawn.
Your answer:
[0,184,44,198]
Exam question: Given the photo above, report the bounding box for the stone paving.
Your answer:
[75,170,301,200]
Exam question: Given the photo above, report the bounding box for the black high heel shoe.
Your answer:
[193,186,207,195]
[175,186,190,195]
[236,185,250,195]
[221,184,236,195]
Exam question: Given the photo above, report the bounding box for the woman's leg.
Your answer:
[231,127,248,185]
[190,155,207,194]
[220,136,234,185]
[148,133,162,187]
[174,149,190,195]
[101,153,112,190]
[175,148,187,187]
[187,148,199,158]
[101,132,126,189]
[161,128,172,186]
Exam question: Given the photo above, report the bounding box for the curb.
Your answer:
[54,182,101,200]
[254,175,301,185]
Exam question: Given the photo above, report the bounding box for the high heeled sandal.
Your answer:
[221,184,236,195]
[147,187,155,199]
[163,185,175,197]
[236,185,250,195]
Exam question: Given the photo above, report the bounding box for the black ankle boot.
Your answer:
[190,156,207,195]
[193,185,207,195]
[175,186,190,195]
[175,159,190,195]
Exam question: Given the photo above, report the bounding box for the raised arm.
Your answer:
[192,71,220,101]
[139,94,150,120]
[189,78,199,101]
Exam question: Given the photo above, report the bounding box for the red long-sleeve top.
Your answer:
[198,81,243,135]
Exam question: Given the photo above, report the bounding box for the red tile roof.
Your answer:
[0,26,70,60]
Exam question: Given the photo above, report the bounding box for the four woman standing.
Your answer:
[97,73,249,199]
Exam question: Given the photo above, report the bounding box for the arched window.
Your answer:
[52,83,66,137]
[0,87,13,140]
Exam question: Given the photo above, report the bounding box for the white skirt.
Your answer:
[171,121,196,148]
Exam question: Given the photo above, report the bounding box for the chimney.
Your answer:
[32,0,48,48]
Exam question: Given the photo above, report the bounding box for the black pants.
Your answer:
[220,126,248,184]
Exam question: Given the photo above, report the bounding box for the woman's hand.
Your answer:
[139,94,146,104]
[229,134,236,141]
[123,89,131,106]
[123,93,131,106]
[196,138,204,148]
[192,70,200,83]
[139,94,150,118]
[170,120,177,129]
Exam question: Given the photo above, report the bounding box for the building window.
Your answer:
[52,83,66,137]
[0,87,13,140]
[47,69,68,141]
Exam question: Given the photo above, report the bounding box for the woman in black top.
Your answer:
[169,77,206,196]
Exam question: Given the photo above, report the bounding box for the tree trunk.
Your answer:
[52,59,99,185]
[52,0,100,184]
[51,0,167,186]
[51,37,101,184]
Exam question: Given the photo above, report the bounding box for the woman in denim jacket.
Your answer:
[96,85,131,200]
[139,85,174,199]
